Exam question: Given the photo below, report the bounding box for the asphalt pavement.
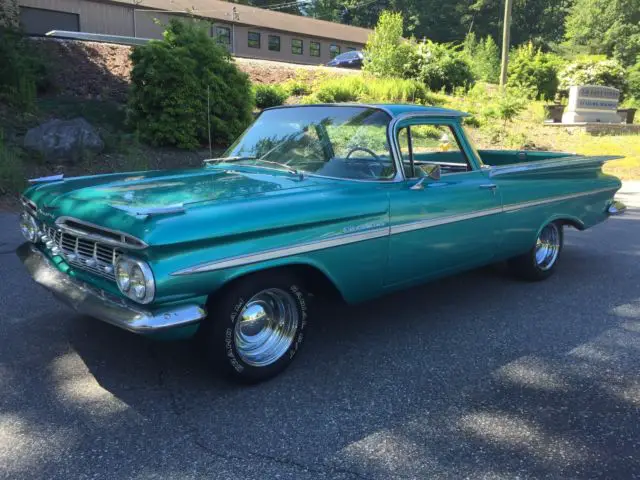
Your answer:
[1,188,639,479]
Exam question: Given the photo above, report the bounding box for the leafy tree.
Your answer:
[127,19,254,149]
[564,0,640,66]
[463,32,500,83]
[628,62,640,100]
[404,39,475,93]
[558,58,628,98]
[463,0,573,49]
[508,42,562,100]
[363,11,412,78]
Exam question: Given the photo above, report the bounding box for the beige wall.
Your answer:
[20,0,134,35]
[18,0,365,65]
[226,24,362,65]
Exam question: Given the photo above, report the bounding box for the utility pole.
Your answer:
[499,0,513,88]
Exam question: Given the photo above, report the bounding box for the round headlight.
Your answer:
[19,212,39,243]
[130,264,147,300]
[114,257,155,304]
[115,260,131,292]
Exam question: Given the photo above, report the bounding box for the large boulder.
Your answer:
[24,117,104,162]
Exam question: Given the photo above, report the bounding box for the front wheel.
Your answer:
[508,222,564,281]
[202,271,309,383]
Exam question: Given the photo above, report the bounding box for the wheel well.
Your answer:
[211,264,346,304]
[554,218,585,231]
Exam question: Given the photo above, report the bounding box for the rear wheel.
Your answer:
[508,222,563,281]
[202,271,309,383]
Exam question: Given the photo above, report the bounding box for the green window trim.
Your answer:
[292,38,303,55]
[330,44,340,58]
[268,35,280,51]
[310,41,320,57]
[215,26,231,46]
[248,31,261,49]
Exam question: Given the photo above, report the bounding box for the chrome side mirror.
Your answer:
[422,164,441,181]
[410,164,441,190]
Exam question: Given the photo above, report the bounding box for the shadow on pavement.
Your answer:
[2,211,639,478]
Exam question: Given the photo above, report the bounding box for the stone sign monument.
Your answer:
[562,85,621,124]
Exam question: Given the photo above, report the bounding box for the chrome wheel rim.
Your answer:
[535,223,560,271]
[233,288,299,367]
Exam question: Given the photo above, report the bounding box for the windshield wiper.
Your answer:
[203,156,257,163]
[205,156,299,175]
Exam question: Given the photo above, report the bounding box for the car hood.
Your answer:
[25,167,327,237]
[28,167,314,208]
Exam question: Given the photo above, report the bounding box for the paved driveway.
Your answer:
[1,190,639,479]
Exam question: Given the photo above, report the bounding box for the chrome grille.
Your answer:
[45,225,120,281]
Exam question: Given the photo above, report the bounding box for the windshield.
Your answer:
[222,106,396,181]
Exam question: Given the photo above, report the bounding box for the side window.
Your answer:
[291,38,303,55]
[268,35,280,52]
[248,31,261,49]
[215,26,231,47]
[310,41,320,57]
[398,124,471,177]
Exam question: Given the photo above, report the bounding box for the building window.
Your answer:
[268,35,280,51]
[347,46,357,51]
[291,38,303,55]
[310,41,320,57]
[215,26,231,46]
[248,31,261,49]
[330,44,341,58]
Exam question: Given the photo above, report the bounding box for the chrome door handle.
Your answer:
[479,184,497,196]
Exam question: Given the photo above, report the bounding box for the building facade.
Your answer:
[17,0,371,65]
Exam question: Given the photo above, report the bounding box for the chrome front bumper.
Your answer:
[16,243,207,334]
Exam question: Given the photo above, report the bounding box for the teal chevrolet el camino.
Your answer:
[17,104,627,382]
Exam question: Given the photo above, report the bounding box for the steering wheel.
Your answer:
[345,147,386,178]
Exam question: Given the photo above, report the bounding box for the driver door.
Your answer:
[385,119,503,286]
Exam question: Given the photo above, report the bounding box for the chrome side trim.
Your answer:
[173,226,390,275]
[390,207,503,235]
[55,217,148,250]
[28,174,64,184]
[503,187,617,212]
[489,156,623,177]
[17,243,205,333]
[172,186,617,275]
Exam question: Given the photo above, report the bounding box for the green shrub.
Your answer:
[0,131,24,195]
[363,11,413,78]
[558,58,628,99]
[302,76,445,105]
[283,79,312,96]
[446,83,527,128]
[626,62,640,101]
[404,40,475,94]
[127,20,253,149]
[463,32,500,84]
[0,28,49,109]
[507,42,561,100]
[253,84,288,109]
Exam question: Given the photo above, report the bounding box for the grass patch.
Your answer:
[302,76,447,106]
